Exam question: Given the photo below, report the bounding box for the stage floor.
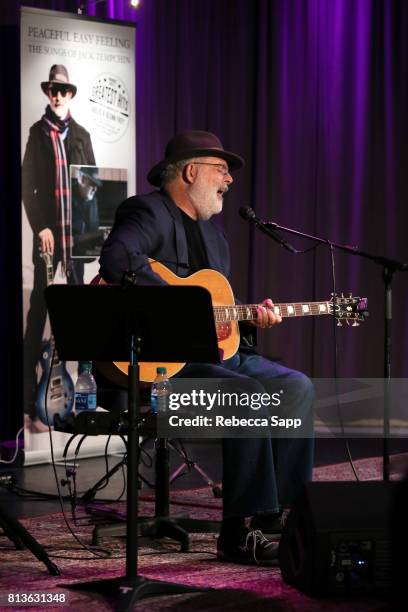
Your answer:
[1,438,408,520]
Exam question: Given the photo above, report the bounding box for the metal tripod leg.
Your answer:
[0,503,60,576]
[169,441,222,498]
[81,454,154,505]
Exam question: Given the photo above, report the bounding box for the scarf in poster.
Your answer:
[41,105,72,275]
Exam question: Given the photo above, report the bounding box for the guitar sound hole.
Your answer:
[216,322,232,341]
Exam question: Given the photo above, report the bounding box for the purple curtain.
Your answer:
[2,0,408,438]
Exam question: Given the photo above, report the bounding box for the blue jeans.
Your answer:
[179,352,314,518]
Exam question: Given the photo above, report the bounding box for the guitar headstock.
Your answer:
[329,293,369,326]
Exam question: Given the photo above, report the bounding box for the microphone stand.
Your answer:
[256,217,407,481]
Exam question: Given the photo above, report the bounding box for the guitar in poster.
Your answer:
[34,252,75,426]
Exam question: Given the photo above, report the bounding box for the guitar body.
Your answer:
[97,260,239,385]
[34,252,75,425]
[35,340,75,426]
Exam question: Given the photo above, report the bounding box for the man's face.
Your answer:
[77,174,98,201]
[47,85,73,119]
[188,156,233,220]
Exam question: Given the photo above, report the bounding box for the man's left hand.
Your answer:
[249,298,282,328]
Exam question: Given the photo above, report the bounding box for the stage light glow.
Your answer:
[78,0,141,14]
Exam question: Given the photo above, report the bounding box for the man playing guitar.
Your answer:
[99,130,315,566]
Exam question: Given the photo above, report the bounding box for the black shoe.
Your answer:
[217,529,279,566]
[250,510,289,536]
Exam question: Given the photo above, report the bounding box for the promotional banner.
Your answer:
[20,7,136,463]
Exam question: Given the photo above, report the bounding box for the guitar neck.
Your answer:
[40,252,54,288]
[46,265,54,287]
[41,252,57,355]
[214,301,331,322]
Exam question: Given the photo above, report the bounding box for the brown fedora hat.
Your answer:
[41,64,77,97]
[147,130,245,186]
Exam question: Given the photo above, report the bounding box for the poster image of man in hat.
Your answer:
[22,64,96,428]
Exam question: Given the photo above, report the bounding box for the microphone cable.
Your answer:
[239,206,361,479]
[328,243,360,481]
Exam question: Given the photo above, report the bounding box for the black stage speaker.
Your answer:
[278,481,396,597]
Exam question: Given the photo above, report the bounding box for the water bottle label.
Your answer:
[150,395,158,414]
[75,393,97,412]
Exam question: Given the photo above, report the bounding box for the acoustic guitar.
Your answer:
[95,259,368,385]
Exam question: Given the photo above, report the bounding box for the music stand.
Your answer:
[45,283,220,610]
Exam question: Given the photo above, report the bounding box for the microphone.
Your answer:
[238,206,257,223]
[239,206,298,253]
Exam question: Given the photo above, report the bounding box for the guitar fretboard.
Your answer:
[213,302,332,322]
[41,252,58,357]
[46,266,53,286]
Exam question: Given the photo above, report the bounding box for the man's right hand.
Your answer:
[38,228,54,254]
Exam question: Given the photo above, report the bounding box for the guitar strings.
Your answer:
[213,302,332,321]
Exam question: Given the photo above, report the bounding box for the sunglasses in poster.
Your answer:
[47,85,72,97]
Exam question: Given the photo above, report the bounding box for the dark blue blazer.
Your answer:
[99,190,257,351]
[99,190,231,284]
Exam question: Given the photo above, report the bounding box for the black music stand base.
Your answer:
[66,575,209,609]
[88,437,220,547]
[90,516,221,547]
[81,450,192,550]
[140,516,190,551]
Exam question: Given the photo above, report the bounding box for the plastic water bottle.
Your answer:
[75,362,97,413]
[150,367,172,414]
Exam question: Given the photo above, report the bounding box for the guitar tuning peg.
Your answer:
[337,320,343,327]
[352,321,360,327]
[341,292,344,298]
[348,292,353,298]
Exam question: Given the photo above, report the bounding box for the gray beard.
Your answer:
[192,196,223,220]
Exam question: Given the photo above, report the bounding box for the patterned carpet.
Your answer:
[1,455,403,611]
